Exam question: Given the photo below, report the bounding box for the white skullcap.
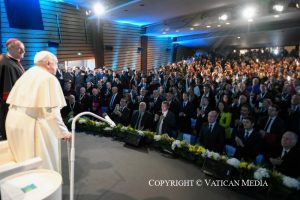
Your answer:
[34,51,57,64]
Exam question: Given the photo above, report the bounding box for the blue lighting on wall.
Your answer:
[173,38,211,47]
[114,20,149,26]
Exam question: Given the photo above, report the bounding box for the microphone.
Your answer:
[103,113,116,127]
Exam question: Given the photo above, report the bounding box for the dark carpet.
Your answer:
[61,132,259,200]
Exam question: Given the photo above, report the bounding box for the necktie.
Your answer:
[135,113,142,129]
[157,115,164,134]
[110,94,116,107]
[209,124,213,133]
[264,118,272,132]
[281,150,288,159]
[244,131,249,140]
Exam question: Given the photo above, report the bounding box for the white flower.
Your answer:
[212,152,220,160]
[226,158,241,168]
[282,175,300,190]
[254,168,270,180]
[68,118,74,123]
[103,127,113,131]
[137,130,144,136]
[78,118,87,124]
[154,135,161,141]
[171,140,181,150]
[121,126,128,131]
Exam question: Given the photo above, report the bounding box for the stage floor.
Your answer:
[61,132,258,200]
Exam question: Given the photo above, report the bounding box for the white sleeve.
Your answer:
[44,107,69,139]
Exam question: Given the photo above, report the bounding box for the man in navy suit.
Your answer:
[178,92,194,134]
[234,116,262,161]
[198,111,225,153]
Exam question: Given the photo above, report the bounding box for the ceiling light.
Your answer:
[274,14,280,18]
[77,52,82,55]
[242,6,255,19]
[175,30,179,32]
[248,18,253,22]
[93,3,105,15]
[226,22,230,25]
[190,27,194,30]
[219,14,228,21]
[206,25,211,28]
[237,36,241,39]
[217,24,221,27]
[193,23,200,27]
[273,4,284,12]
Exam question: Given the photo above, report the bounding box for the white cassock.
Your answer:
[5,66,68,173]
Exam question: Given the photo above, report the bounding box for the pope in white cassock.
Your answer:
[5,51,71,173]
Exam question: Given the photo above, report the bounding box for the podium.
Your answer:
[1,169,62,200]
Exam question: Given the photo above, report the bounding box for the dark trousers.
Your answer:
[0,101,8,140]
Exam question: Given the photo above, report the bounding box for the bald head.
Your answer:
[281,131,298,149]
[6,38,25,61]
[34,51,58,75]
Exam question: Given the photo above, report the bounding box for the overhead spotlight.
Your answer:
[237,36,241,39]
[242,6,256,19]
[93,3,105,16]
[193,23,200,27]
[273,4,284,12]
[226,22,230,25]
[217,24,221,27]
[190,27,194,30]
[274,14,280,18]
[219,14,228,21]
[206,25,211,28]
[248,18,253,22]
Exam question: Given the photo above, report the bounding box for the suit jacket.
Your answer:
[108,93,121,114]
[155,110,176,136]
[195,106,212,132]
[199,122,225,153]
[150,96,163,114]
[111,107,131,126]
[234,129,262,161]
[272,147,300,178]
[178,101,194,133]
[131,110,153,130]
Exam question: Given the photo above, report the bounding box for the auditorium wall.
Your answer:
[0,0,94,68]
[147,37,173,71]
[102,20,142,72]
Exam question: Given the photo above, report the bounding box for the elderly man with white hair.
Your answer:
[5,51,71,173]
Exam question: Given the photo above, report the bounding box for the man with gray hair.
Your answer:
[0,38,25,140]
[269,131,300,178]
[5,51,71,173]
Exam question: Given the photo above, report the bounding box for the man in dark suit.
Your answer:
[195,97,212,132]
[149,90,163,115]
[198,111,226,153]
[178,92,194,134]
[61,95,81,118]
[269,131,300,178]
[154,101,176,137]
[108,86,121,114]
[234,116,262,161]
[258,104,285,158]
[110,98,131,126]
[131,102,153,130]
